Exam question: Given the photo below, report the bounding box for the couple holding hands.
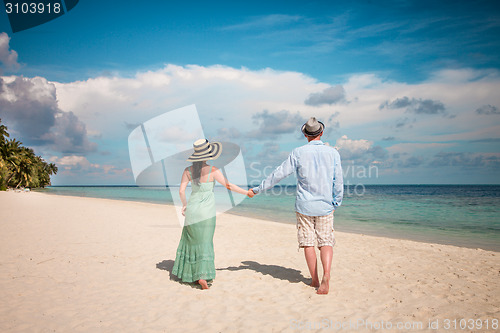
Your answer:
[172,117,343,295]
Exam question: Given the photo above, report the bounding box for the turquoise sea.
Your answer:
[38,185,500,252]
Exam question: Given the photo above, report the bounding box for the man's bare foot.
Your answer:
[317,276,330,295]
[198,279,209,290]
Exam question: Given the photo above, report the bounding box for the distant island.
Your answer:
[0,118,57,190]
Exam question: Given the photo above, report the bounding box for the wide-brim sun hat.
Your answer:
[187,139,222,162]
[301,117,325,136]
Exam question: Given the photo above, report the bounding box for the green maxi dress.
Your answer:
[172,166,216,283]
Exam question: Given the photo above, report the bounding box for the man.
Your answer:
[248,117,343,295]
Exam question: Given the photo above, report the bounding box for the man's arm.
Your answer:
[252,151,296,194]
[332,150,343,209]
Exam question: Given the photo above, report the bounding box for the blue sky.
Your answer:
[3,1,500,82]
[0,0,499,185]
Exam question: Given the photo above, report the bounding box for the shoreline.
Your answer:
[36,188,499,252]
[1,191,499,332]
[226,210,500,252]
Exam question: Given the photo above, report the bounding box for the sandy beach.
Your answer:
[0,191,498,332]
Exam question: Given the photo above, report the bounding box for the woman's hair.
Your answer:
[191,161,204,185]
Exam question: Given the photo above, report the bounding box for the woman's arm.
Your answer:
[213,167,250,196]
[179,168,190,215]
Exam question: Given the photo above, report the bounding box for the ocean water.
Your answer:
[38,185,500,251]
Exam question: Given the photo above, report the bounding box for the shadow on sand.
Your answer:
[157,259,309,287]
[217,260,309,284]
[156,259,175,275]
[156,259,211,289]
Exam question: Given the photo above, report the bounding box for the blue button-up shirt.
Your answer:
[252,140,343,216]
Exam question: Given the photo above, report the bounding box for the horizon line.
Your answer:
[46,183,500,187]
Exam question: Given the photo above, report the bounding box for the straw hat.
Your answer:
[187,139,222,162]
[301,117,325,136]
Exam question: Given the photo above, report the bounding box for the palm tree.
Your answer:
[3,139,21,184]
[0,154,6,190]
[15,148,35,188]
[0,118,9,144]
[46,162,58,177]
[35,158,58,187]
[0,119,58,190]
[0,119,10,189]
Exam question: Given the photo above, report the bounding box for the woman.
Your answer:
[172,139,250,289]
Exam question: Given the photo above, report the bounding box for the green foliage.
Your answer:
[0,118,58,190]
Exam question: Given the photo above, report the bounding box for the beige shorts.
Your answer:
[296,211,335,248]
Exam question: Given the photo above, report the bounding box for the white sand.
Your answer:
[0,191,499,332]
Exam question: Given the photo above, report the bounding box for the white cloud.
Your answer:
[387,142,455,155]
[255,143,291,168]
[380,96,447,116]
[334,135,388,166]
[476,104,499,115]
[0,76,96,153]
[335,135,373,154]
[418,125,500,142]
[51,155,98,170]
[53,64,327,143]
[0,33,20,73]
[305,85,346,106]
[51,65,500,148]
[50,155,129,175]
[3,64,498,184]
[430,152,500,169]
[333,68,500,143]
[221,14,303,31]
[248,110,304,139]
